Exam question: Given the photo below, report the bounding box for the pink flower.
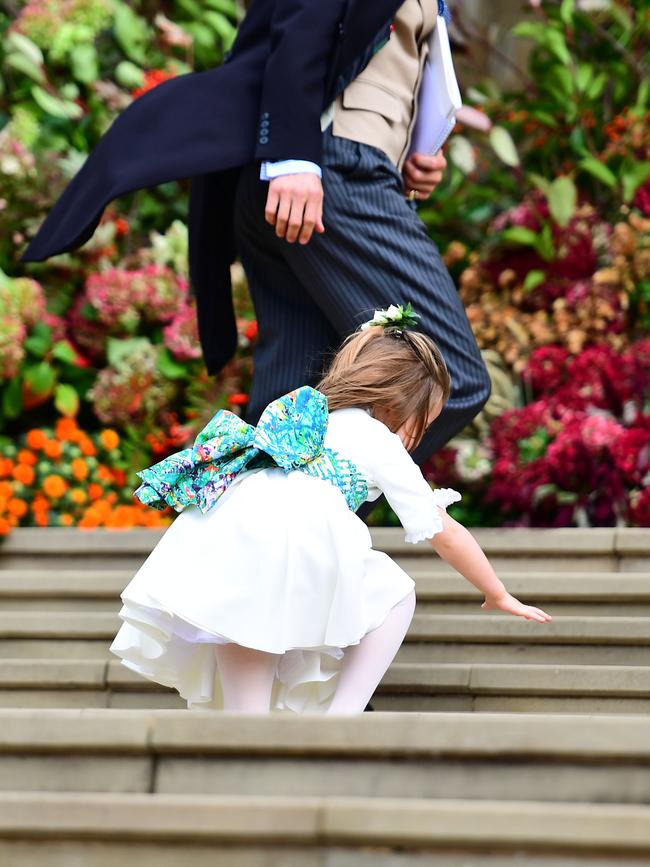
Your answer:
[163,304,202,361]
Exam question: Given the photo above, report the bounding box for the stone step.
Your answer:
[1,611,647,643]
[2,570,649,616]
[1,709,649,804]
[2,613,649,668]
[1,527,649,571]
[1,791,650,864]
[0,660,648,714]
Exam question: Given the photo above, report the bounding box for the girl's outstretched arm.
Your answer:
[430,511,553,623]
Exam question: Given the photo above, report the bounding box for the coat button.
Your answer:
[262,112,270,119]
[259,136,269,144]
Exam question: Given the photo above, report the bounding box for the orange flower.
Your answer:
[43,475,68,499]
[55,417,79,441]
[105,505,134,529]
[7,499,27,519]
[78,507,102,529]
[0,481,13,499]
[12,465,34,486]
[26,429,47,450]
[79,437,97,457]
[97,465,113,483]
[100,429,120,450]
[88,483,104,501]
[34,511,49,527]
[0,458,13,477]
[17,450,37,466]
[71,458,89,482]
[0,517,11,535]
[60,514,74,527]
[70,488,87,505]
[43,439,63,459]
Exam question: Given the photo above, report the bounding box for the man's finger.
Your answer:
[274,193,292,239]
[298,197,320,244]
[265,186,280,226]
[285,196,307,243]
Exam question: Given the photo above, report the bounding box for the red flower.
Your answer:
[228,393,249,406]
[131,68,178,100]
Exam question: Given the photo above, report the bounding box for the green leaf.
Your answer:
[203,10,237,46]
[204,0,241,18]
[489,126,520,167]
[5,52,46,84]
[622,161,650,203]
[1,378,22,421]
[113,2,152,65]
[523,270,546,292]
[5,31,44,66]
[24,361,56,396]
[31,85,83,119]
[545,30,571,65]
[448,135,476,174]
[547,176,577,227]
[501,227,540,247]
[69,43,99,85]
[560,0,575,25]
[585,71,606,100]
[24,334,51,358]
[157,347,188,380]
[511,21,548,43]
[575,63,593,94]
[535,223,555,262]
[114,60,145,89]
[578,156,617,187]
[51,340,80,365]
[54,383,80,417]
[529,173,552,197]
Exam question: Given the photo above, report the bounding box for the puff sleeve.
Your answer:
[367,421,461,544]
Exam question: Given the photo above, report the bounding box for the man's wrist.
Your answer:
[260,160,323,181]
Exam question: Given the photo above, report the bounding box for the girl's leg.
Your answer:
[214,642,281,713]
[327,589,416,715]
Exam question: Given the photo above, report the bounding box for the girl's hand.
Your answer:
[481,591,552,623]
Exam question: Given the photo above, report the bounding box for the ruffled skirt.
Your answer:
[109,467,415,713]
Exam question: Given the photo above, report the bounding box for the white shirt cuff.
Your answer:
[260,160,323,181]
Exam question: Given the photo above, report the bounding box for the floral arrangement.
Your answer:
[0,417,172,535]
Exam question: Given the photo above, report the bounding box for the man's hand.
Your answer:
[265,173,325,244]
[402,151,447,200]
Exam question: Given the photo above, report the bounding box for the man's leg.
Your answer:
[235,132,491,456]
[234,163,339,424]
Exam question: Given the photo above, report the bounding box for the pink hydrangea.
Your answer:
[0,316,26,380]
[163,303,202,360]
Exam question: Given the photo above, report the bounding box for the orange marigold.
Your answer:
[26,429,48,450]
[34,512,50,527]
[71,458,89,482]
[88,483,104,501]
[60,514,74,527]
[7,499,27,518]
[100,429,120,450]
[79,438,97,457]
[43,440,63,459]
[43,475,68,499]
[17,450,37,466]
[0,481,13,498]
[0,517,11,535]
[70,488,87,505]
[55,418,80,441]
[12,465,34,486]
[78,508,102,529]
[0,458,13,477]
[97,465,113,482]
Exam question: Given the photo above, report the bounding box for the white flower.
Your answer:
[385,304,401,320]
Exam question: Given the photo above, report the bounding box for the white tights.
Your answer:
[213,589,416,715]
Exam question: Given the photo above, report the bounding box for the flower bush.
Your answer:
[0,417,172,535]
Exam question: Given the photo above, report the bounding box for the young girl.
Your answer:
[109,306,552,715]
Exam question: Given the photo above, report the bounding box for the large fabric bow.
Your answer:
[135,386,344,514]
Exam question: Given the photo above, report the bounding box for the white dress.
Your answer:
[109,407,460,713]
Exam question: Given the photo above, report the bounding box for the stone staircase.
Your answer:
[0,527,649,864]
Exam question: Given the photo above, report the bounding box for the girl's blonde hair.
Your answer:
[317,326,451,450]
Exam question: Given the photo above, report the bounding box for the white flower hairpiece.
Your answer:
[360,303,420,331]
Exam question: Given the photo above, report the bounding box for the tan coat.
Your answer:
[330,0,438,170]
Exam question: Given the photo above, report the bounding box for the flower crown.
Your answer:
[360,303,420,331]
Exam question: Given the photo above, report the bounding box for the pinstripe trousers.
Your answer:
[233,127,491,470]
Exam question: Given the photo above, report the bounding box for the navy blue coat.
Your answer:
[20,0,408,373]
